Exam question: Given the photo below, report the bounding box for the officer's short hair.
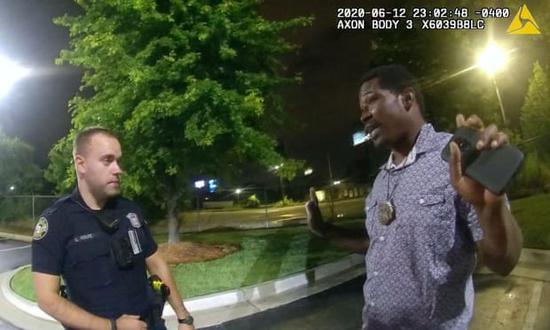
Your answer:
[359,64,424,112]
[73,127,119,157]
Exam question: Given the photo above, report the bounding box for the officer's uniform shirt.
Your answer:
[32,188,158,319]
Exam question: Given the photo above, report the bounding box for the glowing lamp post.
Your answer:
[476,42,508,123]
[0,56,30,99]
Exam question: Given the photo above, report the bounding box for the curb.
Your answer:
[0,254,365,329]
[518,248,550,265]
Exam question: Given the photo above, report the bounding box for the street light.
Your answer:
[235,188,242,204]
[193,180,206,210]
[476,42,509,123]
[270,163,286,201]
[0,56,30,98]
[477,43,507,75]
[304,168,313,176]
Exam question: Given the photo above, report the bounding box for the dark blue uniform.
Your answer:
[32,188,158,321]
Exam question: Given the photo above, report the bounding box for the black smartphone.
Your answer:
[441,127,524,195]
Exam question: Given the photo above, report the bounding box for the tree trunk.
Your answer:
[167,196,180,244]
[279,176,286,201]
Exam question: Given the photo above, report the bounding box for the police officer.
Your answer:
[32,127,195,330]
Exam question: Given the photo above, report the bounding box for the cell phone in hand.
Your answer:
[441,127,524,195]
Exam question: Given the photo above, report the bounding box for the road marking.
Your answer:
[0,245,30,253]
[522,281,543,330]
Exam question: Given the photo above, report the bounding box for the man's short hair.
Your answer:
[73,127,118,157]
[359,64,424,111]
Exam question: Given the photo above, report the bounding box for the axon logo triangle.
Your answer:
[507,5,541,35]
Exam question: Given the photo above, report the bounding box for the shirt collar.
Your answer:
[382,123,437,170]
[70,187,117,211]
[385,146,417,170]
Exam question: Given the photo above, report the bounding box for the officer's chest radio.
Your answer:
[93,208,135,269]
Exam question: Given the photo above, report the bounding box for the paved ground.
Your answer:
[202,266,550,330]
[166,199,366,232]
[0,239,30,330]
[202,275,365,330]
[0,238,30,273]
[471,267,550,330]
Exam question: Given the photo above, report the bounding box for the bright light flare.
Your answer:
[476,43,507,75]
[0,56,30,98]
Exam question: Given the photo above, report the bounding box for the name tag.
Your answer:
[73,233,96,243]
[128,229,142,255]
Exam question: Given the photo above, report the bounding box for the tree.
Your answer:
[0,130,45,222]
[0,129,44,195]
[272,159,304,201]
[48,0,310,243]
[520,61,550,160]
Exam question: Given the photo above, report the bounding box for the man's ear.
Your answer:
[399,88,415,111]
[74,155,86,174]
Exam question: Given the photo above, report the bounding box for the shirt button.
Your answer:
[419,198,425,205]
[379,236,385,242]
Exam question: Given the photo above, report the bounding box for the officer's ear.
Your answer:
[74,154,86,174]
[399,88,415,112]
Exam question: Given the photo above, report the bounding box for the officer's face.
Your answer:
[76,134,123,199]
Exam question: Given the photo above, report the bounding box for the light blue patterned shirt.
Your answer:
[363,123,483,330]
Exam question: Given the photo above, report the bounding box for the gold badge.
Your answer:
[33,217,49,240]
[378,201,395,225]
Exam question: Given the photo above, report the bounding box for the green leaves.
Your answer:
[48,0,310,212]
[520,61,550,159]
[0,129,45,194]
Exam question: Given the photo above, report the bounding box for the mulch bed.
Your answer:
[157,241,240,264]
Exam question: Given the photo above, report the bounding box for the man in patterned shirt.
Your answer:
[305,64,523,329]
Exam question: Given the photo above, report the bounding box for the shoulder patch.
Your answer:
[33,217,49,240]
[126,212,142,228]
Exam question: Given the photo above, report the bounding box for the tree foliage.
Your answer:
[0,129,44,194]
[48,0,311,242]
[520,61,550,159]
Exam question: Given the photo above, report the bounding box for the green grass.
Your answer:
[510,193,550,250]
[11,220,363,302]
[10,266,34,301]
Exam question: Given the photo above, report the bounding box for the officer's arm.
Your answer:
[146,251,192,323]
[33,272,111,330]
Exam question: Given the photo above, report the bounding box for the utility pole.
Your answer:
[326,153,335,220]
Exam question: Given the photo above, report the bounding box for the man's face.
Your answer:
[359,78,409,148]
[76,134,123,199]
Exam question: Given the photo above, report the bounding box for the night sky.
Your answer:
[0,0,544,187]
[0,0,81,166]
